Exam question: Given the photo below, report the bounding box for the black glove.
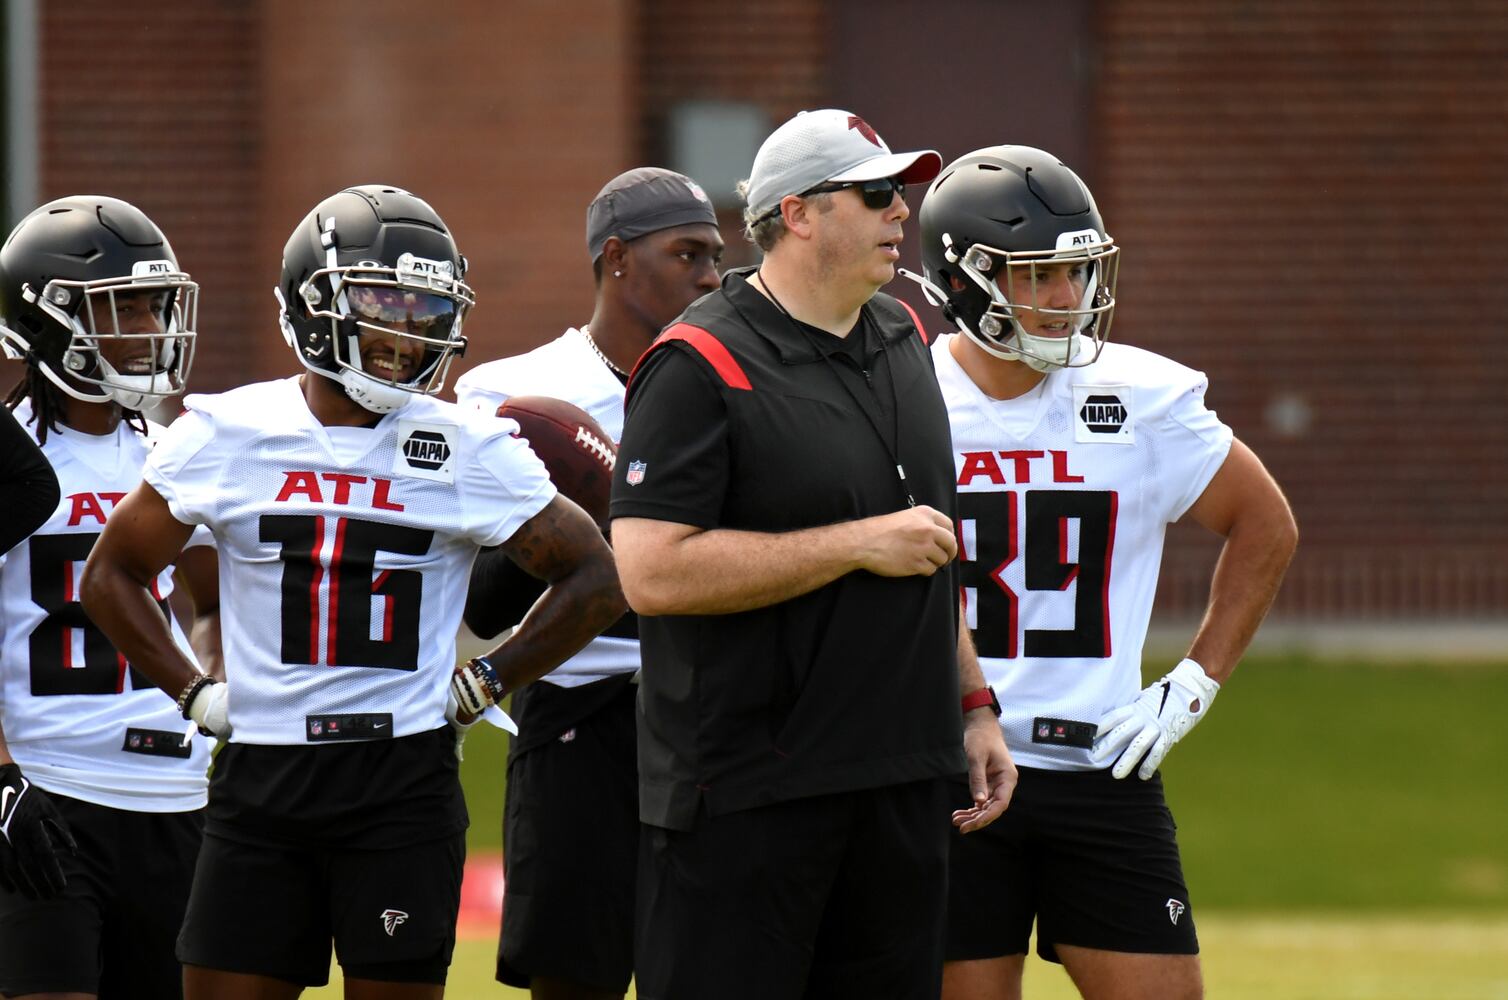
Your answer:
[0,762,78,899]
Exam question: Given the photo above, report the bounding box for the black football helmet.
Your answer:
[909,146,1118,371]
[276,185,474,414]
[0,196,198,408]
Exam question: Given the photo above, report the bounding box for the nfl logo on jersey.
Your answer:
[626,460,647,486]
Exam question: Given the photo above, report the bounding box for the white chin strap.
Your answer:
[93,358,180,410]
[962,321,1082,373]
[336,366,414,414]
[294,354,413,415]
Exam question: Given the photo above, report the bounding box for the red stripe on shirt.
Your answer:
[645,323,753,390]
[326,517,348,667]
[310,516,326,666]
[897,299,929,345]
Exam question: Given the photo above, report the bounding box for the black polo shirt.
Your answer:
[610,267,966,831]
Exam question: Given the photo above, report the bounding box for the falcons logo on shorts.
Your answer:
[381,908,409,936]
[1166,898,1187,925]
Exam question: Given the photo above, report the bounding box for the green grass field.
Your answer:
[313,915,1508,999]
[310,656,1508,997]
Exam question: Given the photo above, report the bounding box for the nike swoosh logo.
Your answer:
[372,722,388,730]
[0,781,22,825]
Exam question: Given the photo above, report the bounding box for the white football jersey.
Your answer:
[142,378,556,745]
[0,400,212,811]
[933,335,1233,771]
[456,328,638,687]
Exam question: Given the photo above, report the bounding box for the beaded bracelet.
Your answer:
[175,674,216,720]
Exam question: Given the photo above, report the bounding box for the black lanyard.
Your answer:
[754,273,916,508]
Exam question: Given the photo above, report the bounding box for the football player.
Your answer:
[905,148,1298,1000]
[0,196,216,998]
[454,166,721,1000]
[80,185,625,998]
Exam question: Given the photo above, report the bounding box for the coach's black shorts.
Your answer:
[498,678,638,992]
[177,830,465,986]
[636,778,952,1000]
[0,792,203,998]
[946,766,1198,963]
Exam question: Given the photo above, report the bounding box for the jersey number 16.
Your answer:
[260,514,433,670]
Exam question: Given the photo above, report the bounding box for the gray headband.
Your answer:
[586,167,719,261]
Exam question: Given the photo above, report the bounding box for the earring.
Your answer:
[614,270,623,278]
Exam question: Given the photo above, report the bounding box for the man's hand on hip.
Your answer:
[1092,658,1220,780]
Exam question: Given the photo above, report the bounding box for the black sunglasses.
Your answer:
[804,176,906,210]
[755,176,906,224]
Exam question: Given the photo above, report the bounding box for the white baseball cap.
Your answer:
[743,109,943,220]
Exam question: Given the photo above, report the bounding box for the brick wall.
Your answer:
[27,0,634,396]
[1099,0,1508,618]
[37,0,259,395]
[638,0,829,268]
[256,0,635,386]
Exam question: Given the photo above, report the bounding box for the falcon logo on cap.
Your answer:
[848,115,882,148]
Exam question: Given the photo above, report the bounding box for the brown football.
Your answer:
[495,395,617,527]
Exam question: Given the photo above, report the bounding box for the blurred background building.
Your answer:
[4,0,1505,643]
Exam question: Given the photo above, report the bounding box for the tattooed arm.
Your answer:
[478,494,626,692]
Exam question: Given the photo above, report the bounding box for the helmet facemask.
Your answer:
[952,231,1119,373]
[0,260,198,410]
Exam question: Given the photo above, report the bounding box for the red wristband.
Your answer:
[961,686,1002,717]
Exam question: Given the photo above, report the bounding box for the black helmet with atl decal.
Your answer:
[277,185,473,414]
[908,146,1119,372]
[0,196,197,408]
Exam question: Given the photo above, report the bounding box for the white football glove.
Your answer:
[1092,658,1219,780]
[186,680,231,740]
[449,656,507,720]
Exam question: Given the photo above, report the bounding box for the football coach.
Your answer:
[609,109,1017,1000]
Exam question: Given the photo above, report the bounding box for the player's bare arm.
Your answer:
[1093,440,1298,780]
[613,505,958,617]
[954,617,1017,834]
[1181,438,1298,683]
[173,544,223,683]
[480,494,626,693]
[78,481,202,700]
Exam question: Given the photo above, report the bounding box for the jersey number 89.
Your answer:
[957,489,1118,660]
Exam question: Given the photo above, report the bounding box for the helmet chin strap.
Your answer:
[958,320,1081,372]
[297,357,414,415]
[338,366,415,414]
[93,349,180,410]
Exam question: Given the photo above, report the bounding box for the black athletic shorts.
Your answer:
[0,792,203,998]
[177,830,465,986]
[946,766,1199,963]
[636,778,952,1000]
[498,677,638,992]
